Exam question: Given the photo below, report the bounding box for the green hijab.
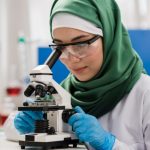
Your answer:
[50,0,144,118]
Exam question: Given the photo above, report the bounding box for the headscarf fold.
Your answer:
[50,0,144,118]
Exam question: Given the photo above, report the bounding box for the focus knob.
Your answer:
[62,109,75,123]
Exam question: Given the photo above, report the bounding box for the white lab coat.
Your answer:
[3,73,150,150]
[99,73,150,149]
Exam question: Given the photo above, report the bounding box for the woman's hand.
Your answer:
[68,106,115,150]
[14,111,43,134]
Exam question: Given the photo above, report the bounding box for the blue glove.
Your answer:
[14,111,43,134]
[68,106,115,150]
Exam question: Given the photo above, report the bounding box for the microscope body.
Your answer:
[18,64,79,149]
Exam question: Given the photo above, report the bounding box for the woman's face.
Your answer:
[53,28,103,81]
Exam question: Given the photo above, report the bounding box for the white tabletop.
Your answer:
[0,132,86,150]
[0,132,20,150]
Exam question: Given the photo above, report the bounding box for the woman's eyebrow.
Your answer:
[53,35,90,43]
[71,35,90,41]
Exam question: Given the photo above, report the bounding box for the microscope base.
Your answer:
[19,139,79,149]
[19,133,79,149]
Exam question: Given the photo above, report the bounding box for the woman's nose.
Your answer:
[68,53,81,62]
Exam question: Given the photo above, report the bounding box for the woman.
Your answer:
[13,0,150,149]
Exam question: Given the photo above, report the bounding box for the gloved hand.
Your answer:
[68,106,115,150]
[14,111,43,134]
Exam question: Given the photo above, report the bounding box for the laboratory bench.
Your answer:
[0,131,86,150]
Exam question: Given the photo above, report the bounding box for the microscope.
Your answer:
[18,49,79,150]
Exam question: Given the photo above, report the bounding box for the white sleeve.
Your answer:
[142,89,150,149]
[3,111,22,141]
[112,139,135,150]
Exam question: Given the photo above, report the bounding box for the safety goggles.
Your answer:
[49,35,101,59]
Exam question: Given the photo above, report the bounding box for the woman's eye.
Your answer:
[77,43,87,47]
[75,44,87,49]
[56,45,65,51]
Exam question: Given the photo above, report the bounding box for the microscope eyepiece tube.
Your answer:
[45,49,62,69]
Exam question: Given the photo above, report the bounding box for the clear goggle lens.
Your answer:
[51,44,92,59]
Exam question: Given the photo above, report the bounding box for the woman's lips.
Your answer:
[72,66,88,73]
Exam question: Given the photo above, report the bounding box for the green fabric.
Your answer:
[50,0,144,118]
